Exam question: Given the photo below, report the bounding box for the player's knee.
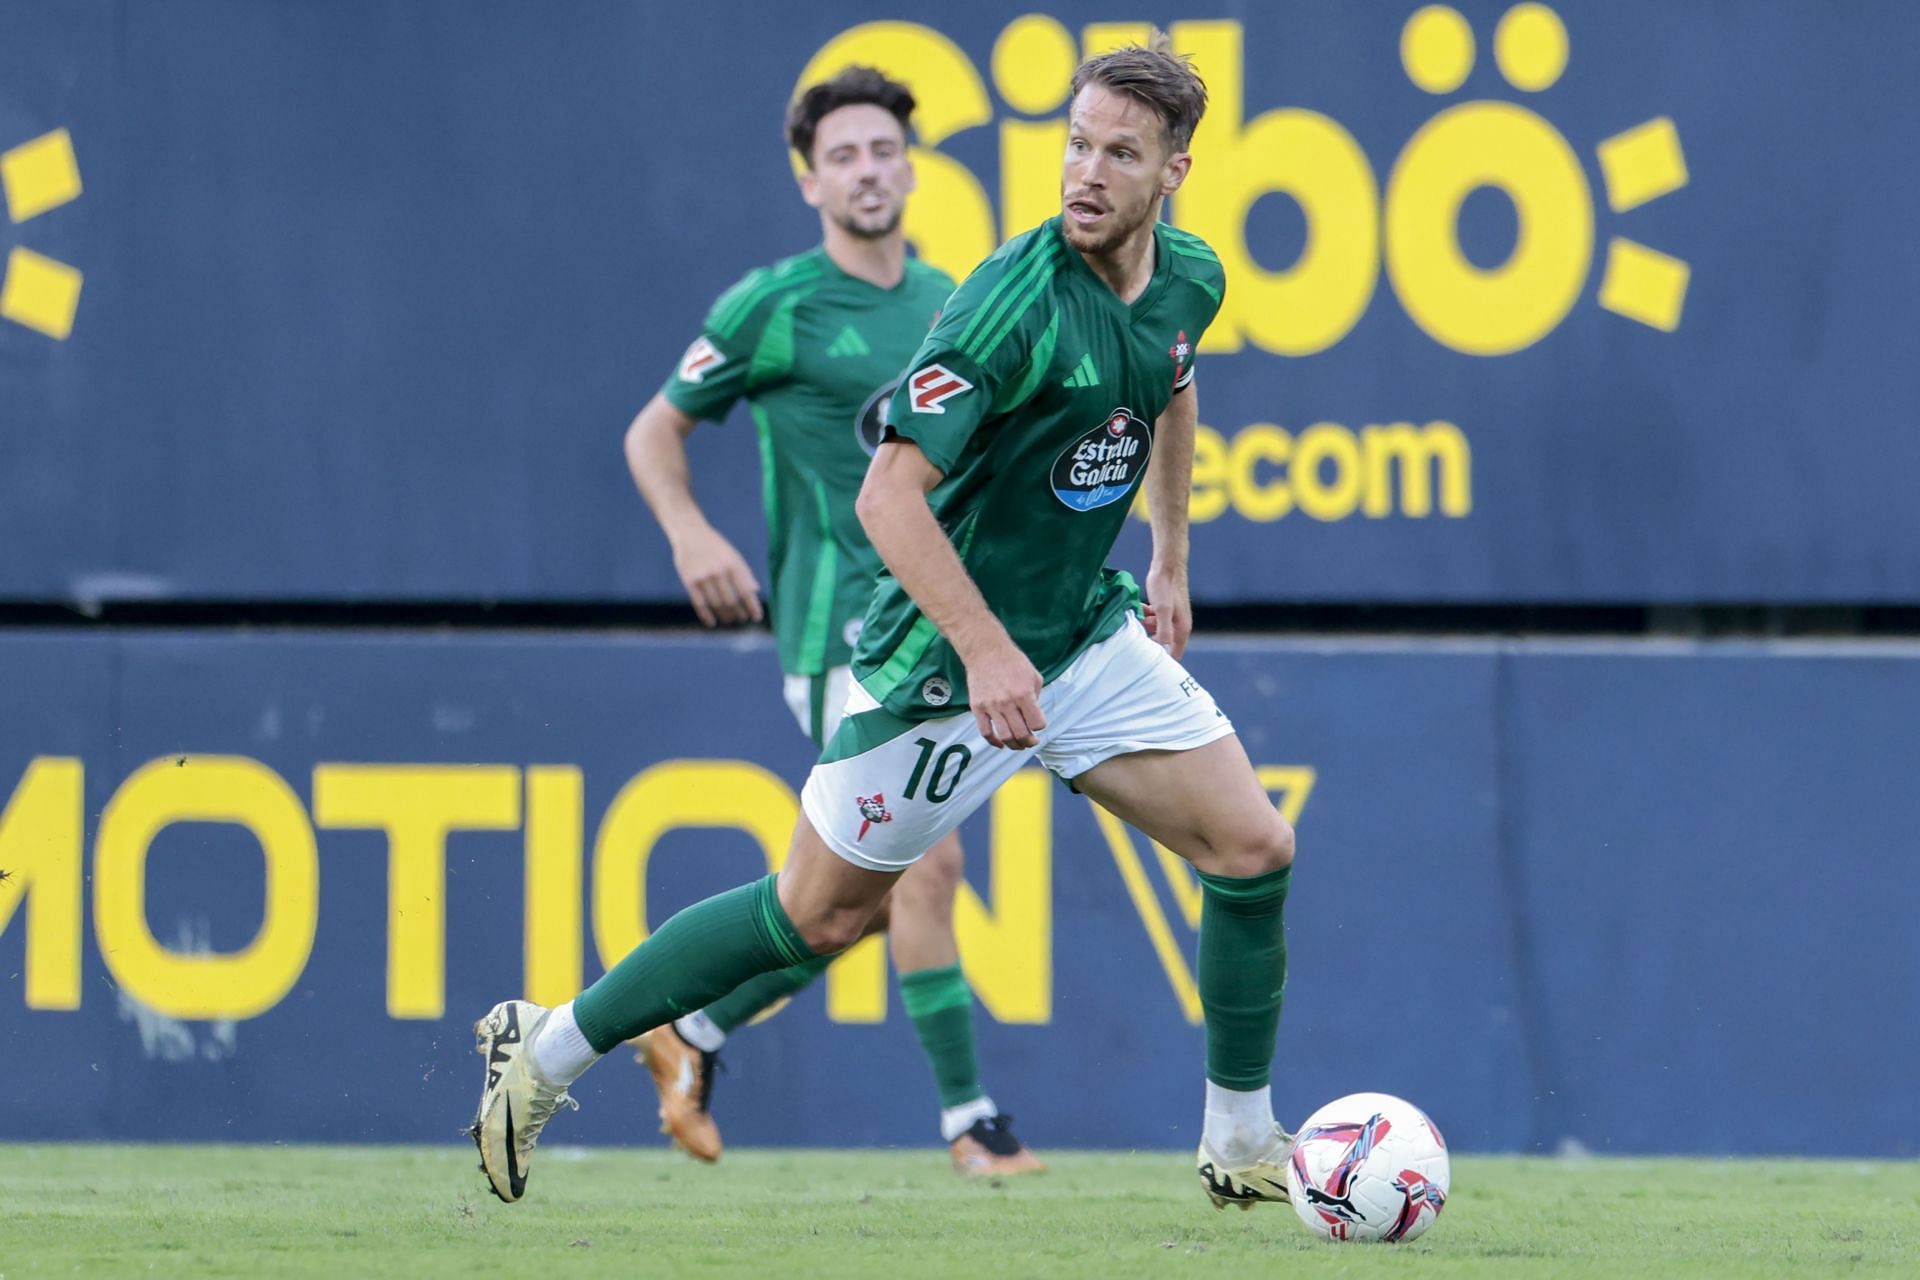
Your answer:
[796,904,874,956]
[859,896,892,940]
[1219,814,1294,879]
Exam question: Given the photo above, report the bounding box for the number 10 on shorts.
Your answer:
[903,737,971,804]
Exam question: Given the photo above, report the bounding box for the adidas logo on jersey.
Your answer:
[1060,353,1100,388]
[826,325,871,358]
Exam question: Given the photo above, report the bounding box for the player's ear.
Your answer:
[797,163,823,209]
[1160,149,1192,198]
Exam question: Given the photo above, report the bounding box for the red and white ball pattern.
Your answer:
[1284,1092,1450,1243]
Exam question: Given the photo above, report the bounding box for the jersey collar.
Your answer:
[813,243,918,296]
[1050,215,1174,322]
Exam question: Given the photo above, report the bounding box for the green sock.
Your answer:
[702,954,835,1034]
[572,874,814,1054]
[898,963,985,1109]
[1196,865,1291,1090]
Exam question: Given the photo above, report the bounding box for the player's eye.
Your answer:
[1114,149,1135,163]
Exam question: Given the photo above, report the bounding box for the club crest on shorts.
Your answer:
[921,675,952,707]
[854,793,892,840]
[677,336,725,384]
[1051,408,1152,511]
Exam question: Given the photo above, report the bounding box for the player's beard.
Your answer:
[1059,185,1159,257]
[832,199,903,242]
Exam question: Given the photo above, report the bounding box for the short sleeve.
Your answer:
[659,267,793,422]
[1165,230,1227,394]
[885,235,1062,474]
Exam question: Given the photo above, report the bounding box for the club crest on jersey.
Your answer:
[854,793,893,840]
[855,376,900,457]
[908,363,972,414]
[921,675,952,706]
[677,336,726,384]
[1050,408,1152,512]
[1169,329,1193,390]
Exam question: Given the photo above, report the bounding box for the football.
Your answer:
[1285,1092,1451,1243]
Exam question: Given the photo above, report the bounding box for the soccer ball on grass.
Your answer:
[1284,1092,1450,1243]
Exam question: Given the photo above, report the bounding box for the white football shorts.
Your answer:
[800,613,1235,872]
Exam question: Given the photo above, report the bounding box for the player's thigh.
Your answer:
[800,706,1021,875]
[1040,613,1237,778]
[1041,621,1291,878]
[776,811,902,954]
[890,828,964,917]
[886,830,964,968]
[1073,734,1294,879]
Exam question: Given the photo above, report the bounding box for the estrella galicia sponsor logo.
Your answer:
[921,675,952,707]
[855,376,900,457]
[1051,408,1152,511]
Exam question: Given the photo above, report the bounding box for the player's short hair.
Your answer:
[785,66,916,169]
[1068,30,1209,155]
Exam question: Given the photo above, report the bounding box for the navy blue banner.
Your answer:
[3,2,1918,604]
[3,629,1915,1155]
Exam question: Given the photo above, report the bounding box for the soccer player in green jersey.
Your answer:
[616,68,1040,1176]
[473,39,1299,1212]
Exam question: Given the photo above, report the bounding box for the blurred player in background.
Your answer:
[615,67,1041,1176]
[473,38,1296,1213]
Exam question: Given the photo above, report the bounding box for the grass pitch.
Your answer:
[2,1145,1914,1279]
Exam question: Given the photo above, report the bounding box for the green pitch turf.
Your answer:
[2,1145,1914,1278]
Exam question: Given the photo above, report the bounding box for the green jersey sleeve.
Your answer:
[660,263,807,422]
[884,229,1065,474]
[1165,227,1228,392]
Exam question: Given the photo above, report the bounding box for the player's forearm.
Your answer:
[1147,386,1197,576]
[625,395,713,545]
[856,472,1014,666]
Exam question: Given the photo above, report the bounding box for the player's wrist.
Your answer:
[1148,558,1189,584]
[949,615,1019,669]
[663,512,720,551]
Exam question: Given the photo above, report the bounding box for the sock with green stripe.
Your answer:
[571,874,815,1055]
[899,963,993,1139]
[697,953,836,1038]
[1197,864,1291,1090]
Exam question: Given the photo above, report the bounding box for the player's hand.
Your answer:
[1144,565,1192,659]
[671,526,764,627]
[965,642,1046,750]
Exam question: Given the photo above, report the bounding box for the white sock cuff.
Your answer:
[673,1010,726,1054]
[940,1094,997,1143]
[530,1001,600,1085]
[1202,1081,1276,1165]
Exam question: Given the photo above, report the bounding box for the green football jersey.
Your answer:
[662,248,954,676]
[854,216,1225,719]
